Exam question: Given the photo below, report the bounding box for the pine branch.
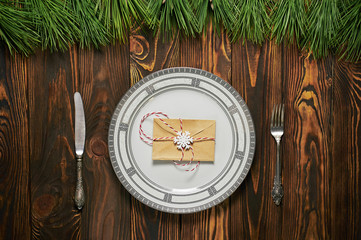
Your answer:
[26,0,80,51]
[95,0,147,43]
[303,0,340,59]
[148,0,198,39]
[335,0,361,62]
[0,1,39,56]
[71,0,109,49]
[271,0,307,47]
[128,0,148,26]
[231,0,271,45]
[95,0,127,42]
[194,0,236,35]
[0,0,359,62]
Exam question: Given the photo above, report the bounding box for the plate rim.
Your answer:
[108,67,256,214]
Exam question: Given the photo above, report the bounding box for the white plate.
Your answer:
[108,67,255,213]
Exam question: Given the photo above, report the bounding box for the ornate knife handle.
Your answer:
[271,142,284,206]
[75,156,85,210]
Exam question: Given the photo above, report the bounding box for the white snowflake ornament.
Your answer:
[174,131,193,150]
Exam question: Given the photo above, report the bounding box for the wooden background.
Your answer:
[1,26,360,239]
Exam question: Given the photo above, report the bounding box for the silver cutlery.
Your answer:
[74,92,86,210]
[271,104,284,206]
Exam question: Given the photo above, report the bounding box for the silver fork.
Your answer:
[270,104,284,206]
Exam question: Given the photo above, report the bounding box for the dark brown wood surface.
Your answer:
[1,28,361,239]
[0,46,31,240]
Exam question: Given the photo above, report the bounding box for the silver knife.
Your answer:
[74,92,86,210]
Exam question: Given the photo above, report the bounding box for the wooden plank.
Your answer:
[332,61,361,239]
[129,30,181,239]
[27,49,81,239]
[0,46,31,239]
[180,25,231,240]
[130,29,180,84]
[230,40,283,239]
[74,44,132,239]
[281,47,333,239]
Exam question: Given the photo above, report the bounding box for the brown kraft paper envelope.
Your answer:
[152,119,216,161]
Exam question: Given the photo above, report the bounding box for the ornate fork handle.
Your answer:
[272,141,283,205]
[75,156,85,210]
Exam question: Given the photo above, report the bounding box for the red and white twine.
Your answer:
[139,112,215,172]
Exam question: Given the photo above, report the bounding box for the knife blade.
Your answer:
[74,92,85,210]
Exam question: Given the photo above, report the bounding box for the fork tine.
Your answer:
[271,105,276,127]
[281,104,285,126]
[276,104,280,126]
[278,104,282,126]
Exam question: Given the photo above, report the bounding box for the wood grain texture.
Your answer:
[1,29,361,240]
[129,30,181,240]
[332,61,361,239]
[230,40,283,240]
[27,49,81,239]
[130,29,180,85]
[180,25,231,240]
[0,46,31,239]
[74,45,132,240]
[282,46,332,239]
[180,26,231,81]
